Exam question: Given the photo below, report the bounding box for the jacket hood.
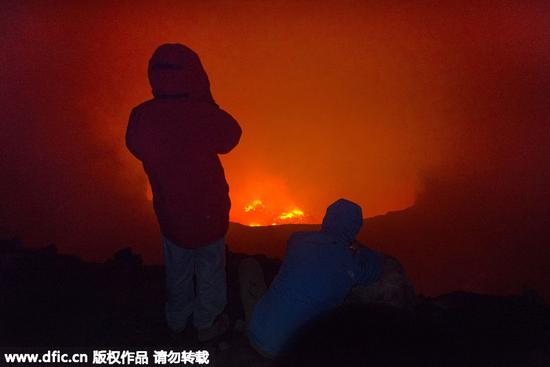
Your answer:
[321,199,363,244]
[148,43,215,103]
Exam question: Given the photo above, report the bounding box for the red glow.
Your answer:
[2,1,549,299]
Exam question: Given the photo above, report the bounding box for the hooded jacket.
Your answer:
[126,44,241,248]
[248,199,382,358]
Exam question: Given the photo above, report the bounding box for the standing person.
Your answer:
[126,43,241,341]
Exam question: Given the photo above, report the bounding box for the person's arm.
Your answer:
[350,241,383,287]
[202,105,242,154]
[125,107,143,160]
[349,249,417,310]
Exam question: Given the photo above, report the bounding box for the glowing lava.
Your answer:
[244,199,265,212]
[243,199,305,226]
[279,209,304,220]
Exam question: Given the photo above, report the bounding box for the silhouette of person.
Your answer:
[239,199,383,358]
[126,43,241,341]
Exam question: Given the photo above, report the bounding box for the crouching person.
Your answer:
[239,198,383,358]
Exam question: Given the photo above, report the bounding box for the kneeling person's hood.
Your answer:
[321,198,363,245]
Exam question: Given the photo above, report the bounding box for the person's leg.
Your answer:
[193,237,227,330]
[163,236,195,333]
[238,257,267,326]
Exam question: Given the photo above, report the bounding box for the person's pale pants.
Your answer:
[163,236,227,332]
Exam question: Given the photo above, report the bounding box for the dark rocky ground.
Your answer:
[1,238,549,366]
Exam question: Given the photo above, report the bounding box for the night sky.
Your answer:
[1,1,549,296]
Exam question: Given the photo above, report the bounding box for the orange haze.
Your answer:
[1,1,549,273]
